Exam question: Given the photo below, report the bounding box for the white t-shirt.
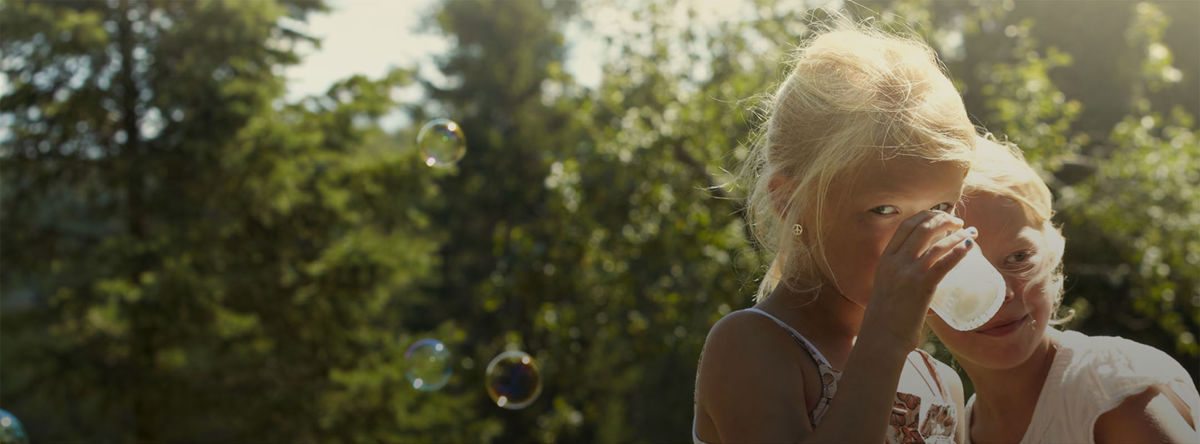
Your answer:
[966,330,1200,444]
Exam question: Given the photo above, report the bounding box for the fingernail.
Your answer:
[966,227,978,236]
[965,239,973,247]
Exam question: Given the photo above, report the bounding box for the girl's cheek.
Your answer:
[858,211,894,229]
[862,216,901,248]
[861,227,895,261]
[1022,280,1055,319]
[835,213,892,256]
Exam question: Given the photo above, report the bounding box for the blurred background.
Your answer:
[1,0,1197,442]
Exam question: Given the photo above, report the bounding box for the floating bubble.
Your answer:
[485,350,542,409]
[0,409,28,444]
[417,118,466,168]
[404,338,452,391]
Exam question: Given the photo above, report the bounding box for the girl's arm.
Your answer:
[804,326,915,443]
[1094,385,1198,444]
[805,212,975,443]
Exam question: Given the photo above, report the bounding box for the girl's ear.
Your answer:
[767,173,795,219]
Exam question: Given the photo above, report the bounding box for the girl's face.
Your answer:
[926,193,1057,369]
[811,157,967,308]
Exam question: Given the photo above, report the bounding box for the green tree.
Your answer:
[1,0,449,441]
[408,0,1198,440]
[410,0,774,440]
[1058,2,1200,367]
[2,0,1196,441]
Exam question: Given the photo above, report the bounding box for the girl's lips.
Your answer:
[975,314,1030,337]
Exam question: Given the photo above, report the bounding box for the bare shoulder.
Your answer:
[695,310,812,441]
[700,310,775,357]
[697,310,804,392]
[1093,385,1199,444]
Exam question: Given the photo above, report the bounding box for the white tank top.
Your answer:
[964,329,1200,443]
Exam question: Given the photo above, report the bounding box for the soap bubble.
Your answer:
[485,350,542,409]
[405,338,452,391]
[417,118,466,168]
[0,409,28,444]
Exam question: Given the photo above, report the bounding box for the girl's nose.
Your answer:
[1001,276,1019,302]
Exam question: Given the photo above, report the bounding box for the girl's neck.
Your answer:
[964,329,1062,440]
[757,283,865,366]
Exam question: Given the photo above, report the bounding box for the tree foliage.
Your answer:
[1,0,1196,442]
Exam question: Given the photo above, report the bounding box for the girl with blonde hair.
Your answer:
[694,21,978,443]
[927,135,1199,443]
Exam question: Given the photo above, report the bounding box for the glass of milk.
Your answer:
[929,239,1007,331]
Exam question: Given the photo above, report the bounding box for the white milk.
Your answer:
[930,241,1007,331]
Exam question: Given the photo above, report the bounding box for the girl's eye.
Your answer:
[870,205,899,215]
[1005,250,1034,265]
[930,202,953,213]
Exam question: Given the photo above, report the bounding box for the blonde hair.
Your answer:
[963,135,1071,323]
[743,20,975,302]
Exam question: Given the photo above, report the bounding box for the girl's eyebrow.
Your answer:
[1001,231,1044,251]
[858,188,961,203]
[1016,228,1047,244]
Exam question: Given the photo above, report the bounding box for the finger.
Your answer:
[925,235,975,283]
[897,212,964,260]
[920,226,978,266]
[883,210,944,256]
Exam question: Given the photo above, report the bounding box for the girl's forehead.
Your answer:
[962,194,1040,239]
[843,157,966,198]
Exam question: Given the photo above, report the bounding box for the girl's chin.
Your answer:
[953,337,1042,370]
[963,351,1032,370]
